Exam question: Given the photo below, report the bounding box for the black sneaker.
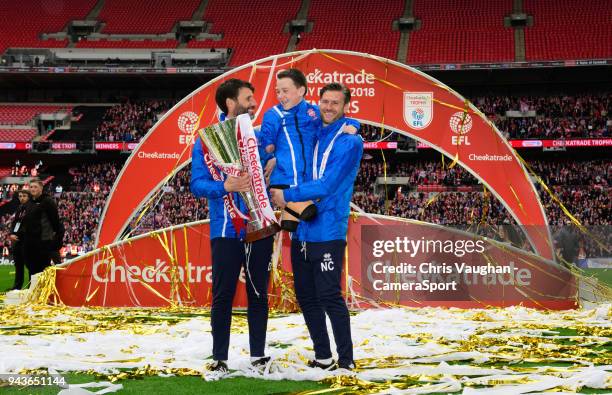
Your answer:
[207,360,228,372]
[338,361,356,371]
[251,356,271,367]
[307,359,336,370]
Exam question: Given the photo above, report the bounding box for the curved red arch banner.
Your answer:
[95,50,553,260]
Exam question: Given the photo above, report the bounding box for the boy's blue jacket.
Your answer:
[283,116,364,242]
[260,99,359,188]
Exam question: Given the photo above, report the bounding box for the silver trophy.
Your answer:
[198,117,279,242]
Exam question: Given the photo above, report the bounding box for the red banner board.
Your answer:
[510,138,612,148]
[58,217,577,309]
[0,142,32,150]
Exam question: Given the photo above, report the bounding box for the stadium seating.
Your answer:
[0,0,96,53]
[1,0,611,65]
[296,0,403,60]
[98,0,201,34]
[0,128,37,142]
[0,105,71,125]
[76,39,179,48]
[523,0,612,60]
[188,0,300,66]
[0,168,11,178]
[408,0,514,64]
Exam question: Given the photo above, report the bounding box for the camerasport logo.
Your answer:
[449,111,473,145]
[177,111,199,145]
[403,92,433,130]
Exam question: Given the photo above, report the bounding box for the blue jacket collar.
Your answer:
[280,99,307,115]
[318,116,348,139]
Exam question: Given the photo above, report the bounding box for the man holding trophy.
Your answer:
[271,83,363,371]
[191,79,279,372]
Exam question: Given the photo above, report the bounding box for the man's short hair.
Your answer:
[30,178,44,187]
[277,68,308,90]
[215,79,255,115]
[319,83,351,105]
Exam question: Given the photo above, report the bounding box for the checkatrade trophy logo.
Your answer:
[403,92,433,130]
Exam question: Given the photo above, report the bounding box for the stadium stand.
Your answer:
[295,0,404,60]
[51,106,109,142]
[92,100,174,142]
[362,93,612,141]
[0,105,71,125]
[97,0,201,34]
[75,39,179,49]
[0,0,96,53]
[0,128,37,142]
[188,0,301,66]
[523,0,612,61]
[2,0,611,65]
[408,0,514,64]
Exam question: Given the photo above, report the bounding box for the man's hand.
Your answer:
[342,125,358,134]
[9,234,18,242]
[264,157,276,184]
[270,188,287,208]
[224,173,251,192]
[265,144,275,153]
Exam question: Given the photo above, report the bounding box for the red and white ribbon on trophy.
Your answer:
[236,113,278,230]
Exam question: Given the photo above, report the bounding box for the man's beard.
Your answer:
[236,105,254,118]
[323,112,342,125]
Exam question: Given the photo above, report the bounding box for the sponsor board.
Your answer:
[57,217,576,309]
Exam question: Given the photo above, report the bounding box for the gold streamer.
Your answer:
[26,266,64,306]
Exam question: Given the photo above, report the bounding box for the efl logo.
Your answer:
[403,92,433,130]
[449,111,473,145]
[177,111,199,145]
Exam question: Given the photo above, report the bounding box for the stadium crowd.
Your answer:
[45,163,208,252]
[3,157,607,261]
[92,100,175,142]
[57,94,611,144]
[360,94,611,141]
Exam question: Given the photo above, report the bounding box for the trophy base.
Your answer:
[244,223,281,243]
